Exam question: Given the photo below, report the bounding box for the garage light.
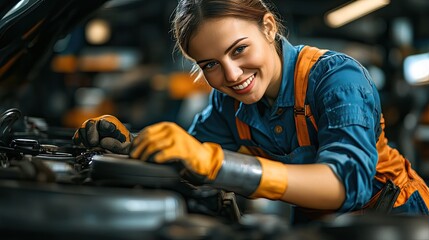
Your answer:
[85,19,111,45]
[403,52,429,85]
[325,0,390,28]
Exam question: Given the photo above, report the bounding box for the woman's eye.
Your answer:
[202,61,218,70]
[233,45,247,55]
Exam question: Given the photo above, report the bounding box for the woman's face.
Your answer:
[188,15,282,104]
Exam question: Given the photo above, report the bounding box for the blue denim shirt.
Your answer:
[188,38,382,213]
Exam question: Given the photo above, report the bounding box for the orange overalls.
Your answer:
[235,46,429,217]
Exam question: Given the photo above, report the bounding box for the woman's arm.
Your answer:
[282,163,345,210]
[309,53,381,211]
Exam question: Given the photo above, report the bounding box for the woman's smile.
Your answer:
[231,73,256,94]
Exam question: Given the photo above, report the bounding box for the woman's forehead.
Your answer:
[188,17,260,59]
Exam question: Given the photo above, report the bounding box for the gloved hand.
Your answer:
[129,122,288,200]
[129,121,223,181]
[73,115,133,154]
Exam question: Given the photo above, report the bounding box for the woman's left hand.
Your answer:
[129,122,224,181]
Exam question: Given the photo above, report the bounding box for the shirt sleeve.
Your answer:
[311,53,381,212]
[188,90,239,151]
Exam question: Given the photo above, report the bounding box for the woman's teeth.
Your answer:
[232,75,255,90]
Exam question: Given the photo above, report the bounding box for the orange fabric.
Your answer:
[373,115,429,207]
[234,101,251,140]
[308,108,318,131]
[251,157,288,200]
[235,117,252,141]
[293,46,327,146]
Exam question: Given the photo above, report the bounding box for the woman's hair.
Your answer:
[172,0,285,60]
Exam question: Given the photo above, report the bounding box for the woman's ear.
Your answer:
[263,13,277,43]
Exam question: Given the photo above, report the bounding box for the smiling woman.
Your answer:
[73,0,429,225]
[188,16,281,104]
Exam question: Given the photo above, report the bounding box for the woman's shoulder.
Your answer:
[307,47,378,110]
[310,48,373,86]
[316,49,364,70]
[292,43,363,73]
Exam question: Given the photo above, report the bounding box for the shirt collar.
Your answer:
[276,37,300,107]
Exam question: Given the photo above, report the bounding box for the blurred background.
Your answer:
[1,0,429,178]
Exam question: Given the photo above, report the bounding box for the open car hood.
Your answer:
[0,0,109,99]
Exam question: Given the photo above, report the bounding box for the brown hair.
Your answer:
[172,0,285,60]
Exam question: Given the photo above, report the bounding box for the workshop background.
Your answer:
[1,0,429,177]
[0,0,429,173]
[7,0,427,176]
[1,0,429,238]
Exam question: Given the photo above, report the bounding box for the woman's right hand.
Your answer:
[72,115,133,154]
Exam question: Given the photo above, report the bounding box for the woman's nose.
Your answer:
[223,62,243,82]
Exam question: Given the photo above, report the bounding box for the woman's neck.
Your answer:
[264,48,283,107]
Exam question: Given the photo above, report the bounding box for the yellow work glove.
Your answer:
[129,122,223,181]
[129,122,288,200]
[73,115,133,154]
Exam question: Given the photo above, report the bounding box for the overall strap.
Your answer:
[294,46,327,146]
[234,101,268,157]
[234,100,251,140]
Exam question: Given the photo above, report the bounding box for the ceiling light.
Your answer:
[85,19,111,45]
[325,0,390,28]
[403,52,429,85]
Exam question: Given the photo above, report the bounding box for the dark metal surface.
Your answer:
[0,180,186,239]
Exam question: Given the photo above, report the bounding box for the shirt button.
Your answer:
[274,125,283,134]
[276,108,283,115]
